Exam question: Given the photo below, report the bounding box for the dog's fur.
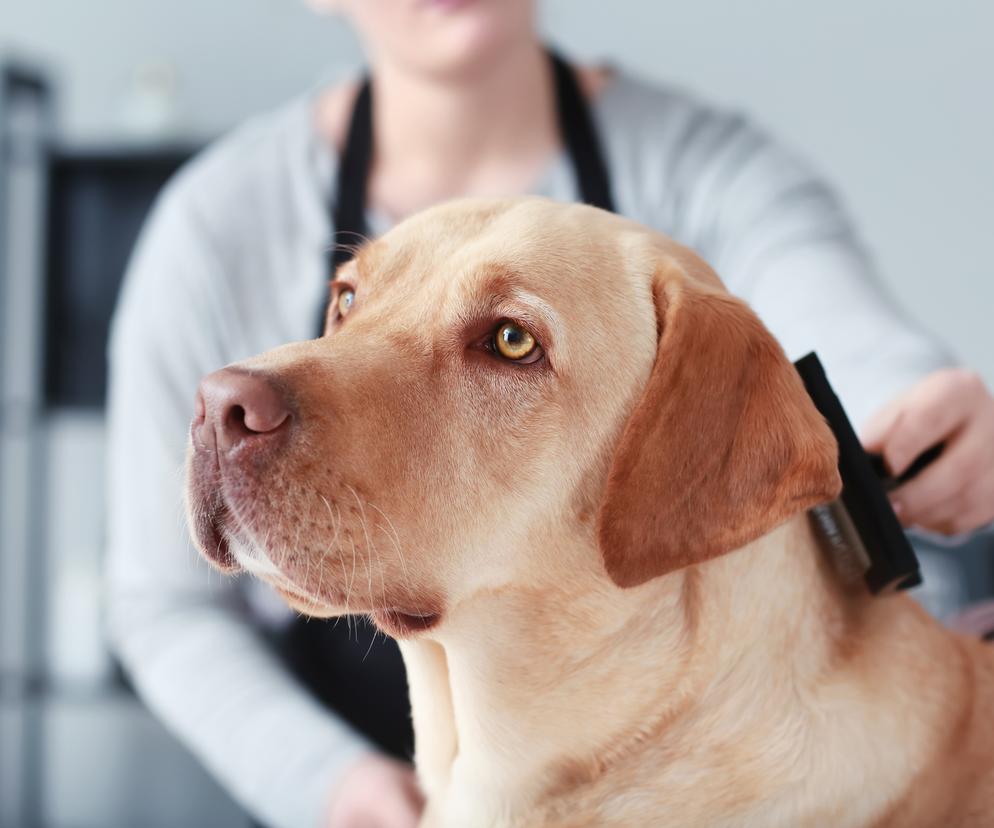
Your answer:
[186,198,994,827]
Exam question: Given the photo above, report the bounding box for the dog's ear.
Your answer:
[597,254,841,588]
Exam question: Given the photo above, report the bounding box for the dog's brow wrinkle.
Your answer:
[476,262,521,294]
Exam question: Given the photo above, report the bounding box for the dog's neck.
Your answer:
[401,513,961,827]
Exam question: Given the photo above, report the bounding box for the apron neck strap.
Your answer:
[548,50,615,215]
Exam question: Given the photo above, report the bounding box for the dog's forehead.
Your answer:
[356,198,652,312]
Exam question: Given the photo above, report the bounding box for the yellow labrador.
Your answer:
[186,197,994,827]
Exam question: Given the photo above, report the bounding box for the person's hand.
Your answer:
[325,753,424,828]
[861,368,994,535]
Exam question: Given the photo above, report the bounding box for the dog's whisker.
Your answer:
[349,488,391,616]
[346,487,391,640]
[369,520,389,622]
[313,540,327,607]
[360,536,374,615]
[368,501,412,589]
[335,550,350,615]
[378,523,410,589]
[348,537,361,641]
[346,485,375,560]
[320,494,344,557]
[326,231,373,259]
[361,621,380,663]
[345,511,358,613]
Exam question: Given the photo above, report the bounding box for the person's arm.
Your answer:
[669,112,948,427]
[668,112,994,534]
[105,180,373,828]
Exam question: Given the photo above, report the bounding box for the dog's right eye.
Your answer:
[492,321,543,363]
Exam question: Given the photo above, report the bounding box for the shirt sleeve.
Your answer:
[105,177,371,828]
[668,111,953,429]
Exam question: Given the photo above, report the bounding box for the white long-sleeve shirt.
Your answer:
[106,72,950,828]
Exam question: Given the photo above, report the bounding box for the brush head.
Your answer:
[794,353,922,595]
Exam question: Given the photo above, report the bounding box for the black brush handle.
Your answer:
[793,352,922,594]
[867,443,944,492]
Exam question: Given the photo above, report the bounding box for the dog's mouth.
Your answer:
[372,609,442,638]
[274,590,440,636]
[188,442,273,577]
[187,439,445,635]
[188,458,242,573]
[193,496,340,617]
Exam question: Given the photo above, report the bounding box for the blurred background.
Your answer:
[0,1,991,826]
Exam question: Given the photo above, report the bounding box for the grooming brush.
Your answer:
[794,353,943,595]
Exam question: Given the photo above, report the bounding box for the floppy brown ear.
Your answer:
[597,255,841,588]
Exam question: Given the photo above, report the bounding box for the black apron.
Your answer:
[282,49,616,762]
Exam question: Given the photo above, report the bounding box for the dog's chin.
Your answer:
[274,586,340,618]
[227,546,337,617]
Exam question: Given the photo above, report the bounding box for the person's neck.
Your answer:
[368,39,558,218]
[403,515,961,827]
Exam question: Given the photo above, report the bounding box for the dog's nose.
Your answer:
[194,368,292,453]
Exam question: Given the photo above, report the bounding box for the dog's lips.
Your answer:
[372,608,442,638]
[272,578,442,633]
[191,490,240,573]
[187,446,241,573]
[187,418,446,634]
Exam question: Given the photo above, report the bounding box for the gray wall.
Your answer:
[3,0,991,384]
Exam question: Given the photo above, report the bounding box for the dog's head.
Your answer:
[185,197,840,635]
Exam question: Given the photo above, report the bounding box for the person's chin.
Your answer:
[410,10,533,77]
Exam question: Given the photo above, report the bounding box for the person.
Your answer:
[106,1,994,827]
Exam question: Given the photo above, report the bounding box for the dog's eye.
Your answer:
[337,288,355,318]
[494,321,540,362]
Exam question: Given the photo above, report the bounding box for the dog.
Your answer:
[186,197,994,827]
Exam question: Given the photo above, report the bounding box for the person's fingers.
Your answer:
[907,496,992,536]
[946,468,994,534]
[367,764,423,825]
[891,413,994,533]
[898,486,966,533]
[890,439,971,520]
[860,394,905,454]
[865,369,984,477]
[325,755,424,828]
[375,786,422,828]
[401,772,426,811]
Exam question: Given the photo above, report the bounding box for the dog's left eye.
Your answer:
[337,288,355,317]
[493,321,542,363]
